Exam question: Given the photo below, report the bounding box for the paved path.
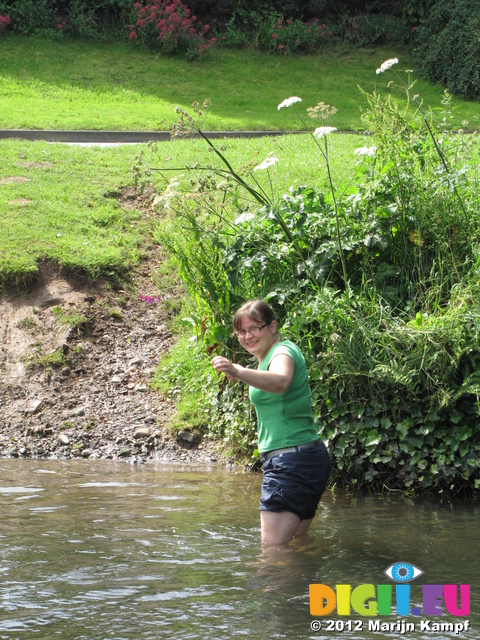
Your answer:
[0,129,307,143]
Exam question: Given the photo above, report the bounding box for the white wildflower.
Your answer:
[235,213,255,225]
[376,58,399,74]
[254,155,279,171]
[278,96,302,110]
[313,126,337,138]
[354,146,377,157]
[153,176,182,212]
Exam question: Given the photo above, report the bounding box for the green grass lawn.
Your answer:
[0,132,365,285]
[1,36,479,286]
[1,37,479,131]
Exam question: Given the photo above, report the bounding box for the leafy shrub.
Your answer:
[140,63,480,495]
[218,15,248,48]
[401,0,435,28]
[4,0,56,35]
[341,13,412,46]
[416,0,480,101]
[0,0,133,38]
[129,0,216,59]
[256,13,334,54]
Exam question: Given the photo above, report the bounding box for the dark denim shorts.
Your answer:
[260,441,331,521]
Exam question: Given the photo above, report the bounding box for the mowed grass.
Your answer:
[0,132,365,284]
[1,37,479,131]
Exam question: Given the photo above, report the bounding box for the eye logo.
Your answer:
[384,562,424,583]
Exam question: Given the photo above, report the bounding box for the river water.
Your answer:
[0,460,478,640]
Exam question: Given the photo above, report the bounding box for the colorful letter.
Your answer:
[377,584,392,615]
[423,584,444,615]
[336,584,351,615]
[351,584,378,616]
[309,584,336,616]
[444,584,470,616]
[395,584,411,616]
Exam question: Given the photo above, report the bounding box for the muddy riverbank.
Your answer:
[0,260,224,466]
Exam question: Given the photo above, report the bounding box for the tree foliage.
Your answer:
[416,0,480,101]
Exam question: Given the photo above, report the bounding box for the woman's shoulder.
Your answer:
[270,339,304,360]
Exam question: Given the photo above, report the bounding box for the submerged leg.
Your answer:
[293,517,313,538]
[260,510,301,546]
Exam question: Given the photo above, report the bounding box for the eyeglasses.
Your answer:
[234,322,270,338]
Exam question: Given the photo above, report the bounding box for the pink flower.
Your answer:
[210,36,217,43]
[129,31,138,40]
[204,24,210,31]
[272,33,278,39]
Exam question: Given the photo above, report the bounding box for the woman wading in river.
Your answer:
[211,300,331,546]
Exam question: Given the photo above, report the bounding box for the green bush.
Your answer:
[0,0,133,38]
[143,62,480,495]
[255,13,335,54]
[340,13,412,46]
[4,0,57,36]
[416,0,480,101]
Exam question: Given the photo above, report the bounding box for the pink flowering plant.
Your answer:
[0,14,11,35]
[130,0,216,60]
[258,13,334,54]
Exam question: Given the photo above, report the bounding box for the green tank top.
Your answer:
[249,339,318,453]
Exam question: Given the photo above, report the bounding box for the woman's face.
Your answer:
[236,315,278,362]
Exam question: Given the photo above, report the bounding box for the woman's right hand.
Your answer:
[211,356,242,381]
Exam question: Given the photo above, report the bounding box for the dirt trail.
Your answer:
[0,262,221,465]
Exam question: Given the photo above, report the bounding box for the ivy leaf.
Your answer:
[396,419,410,439]
[365,429,381,447]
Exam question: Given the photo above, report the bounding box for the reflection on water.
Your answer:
[0,459,478,639]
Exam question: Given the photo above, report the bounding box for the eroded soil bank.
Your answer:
[0,262,223,466]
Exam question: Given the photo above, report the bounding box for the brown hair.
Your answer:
[233,299,278,333]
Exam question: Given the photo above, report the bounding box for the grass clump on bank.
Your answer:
[143,61,480,495]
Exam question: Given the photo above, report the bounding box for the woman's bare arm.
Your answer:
[211,354,294,394]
